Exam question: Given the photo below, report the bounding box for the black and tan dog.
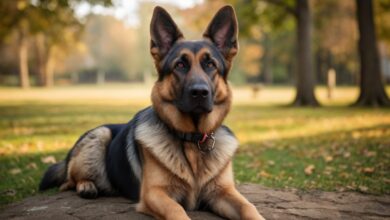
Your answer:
[39,5,265,220]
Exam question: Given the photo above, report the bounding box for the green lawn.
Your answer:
[0,84,389,206]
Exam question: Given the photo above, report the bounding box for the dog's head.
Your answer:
[150,5,238,133]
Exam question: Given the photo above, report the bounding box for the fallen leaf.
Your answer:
[323,170,332,176]
[359,185,368,192]
[267,160,275,166]
[26,162,37,170]
[362,167,375,174]
[340,172,350,178]
[339,165,348,170]
[9,168,21,175]
[258,170,271,178]
[41,156,56,164]
[364,151,376,158]
[304,165,315,175]
[324,156,333,162]
[343,152,351,158]
[337,187,346,192]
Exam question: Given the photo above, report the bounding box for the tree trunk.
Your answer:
[18,30,30,89]
[262,34,273,84]
[97,69,105,85]
[292,0,319,106]
[354,0,390,106]
[36,34,47,86]
[45,47,55,87]
[36,34,55,87]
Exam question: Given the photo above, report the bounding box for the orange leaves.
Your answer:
[41,156,56,164]
[259,170,271,178]
[304,165,315,176]
[9,168,22,175]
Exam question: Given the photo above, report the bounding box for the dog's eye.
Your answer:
[175,62,186,70]
[206,61,216,69]
[207,62,214,68]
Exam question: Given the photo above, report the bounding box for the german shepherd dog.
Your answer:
[39,5,264,220]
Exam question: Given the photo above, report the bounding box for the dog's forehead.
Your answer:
[160,39,227,77]
[170,40,220,57]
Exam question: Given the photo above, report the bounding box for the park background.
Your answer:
[0,0,389,206]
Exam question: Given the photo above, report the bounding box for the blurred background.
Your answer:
[0,0,389,206]
[0,0,389,106]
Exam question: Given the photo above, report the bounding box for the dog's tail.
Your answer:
[39,160,67,191]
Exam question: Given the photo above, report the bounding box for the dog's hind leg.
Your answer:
[76,180,98,199]
[65,126,113,198]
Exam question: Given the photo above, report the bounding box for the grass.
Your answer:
[0,84,389,206]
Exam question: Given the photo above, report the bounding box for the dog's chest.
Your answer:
[177,144,215,210]
[135,118,238,209]
[136,120,238,183]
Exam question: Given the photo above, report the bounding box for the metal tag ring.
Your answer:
[197,133,215,152]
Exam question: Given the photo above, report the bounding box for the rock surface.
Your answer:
[1,184,389,220]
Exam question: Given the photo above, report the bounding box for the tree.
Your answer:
[18,24,30,89]
[354,0,390,106]
[0,0,112,88]
[230,0,319,106]
[0,1,32,88]
[33,0,112,87]
[292,0,319,106]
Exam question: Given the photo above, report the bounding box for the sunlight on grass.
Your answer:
[0,84,362,106]
[0,84,389,206]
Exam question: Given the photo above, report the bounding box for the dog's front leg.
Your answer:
[210,186,265,220]
[207,163,265,220]
[136,149,190,220]
[137,186,190,220]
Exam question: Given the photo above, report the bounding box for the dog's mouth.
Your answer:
[191,104,213,114]
[177,101,213,115]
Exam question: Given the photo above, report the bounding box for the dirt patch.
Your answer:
[1,184,389,219]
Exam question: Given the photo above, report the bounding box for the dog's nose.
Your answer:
[189,84,210,99]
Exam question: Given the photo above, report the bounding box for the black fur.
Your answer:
[105,109,149,200]
[39,161,66,191]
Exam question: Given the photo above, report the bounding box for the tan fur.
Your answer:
[151,83,196,132]
[62,126,113,194]
[136,148,190,220]
[198,82,232,133]
[204,162,265,220]
[179,48,196,61]
[134,117,267,219]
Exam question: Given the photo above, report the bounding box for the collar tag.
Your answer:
[197,132,215,152]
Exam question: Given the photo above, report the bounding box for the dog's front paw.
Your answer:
[242,204,266,220]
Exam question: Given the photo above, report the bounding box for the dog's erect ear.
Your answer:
[150,6,183,61]
[203,5,238,60]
